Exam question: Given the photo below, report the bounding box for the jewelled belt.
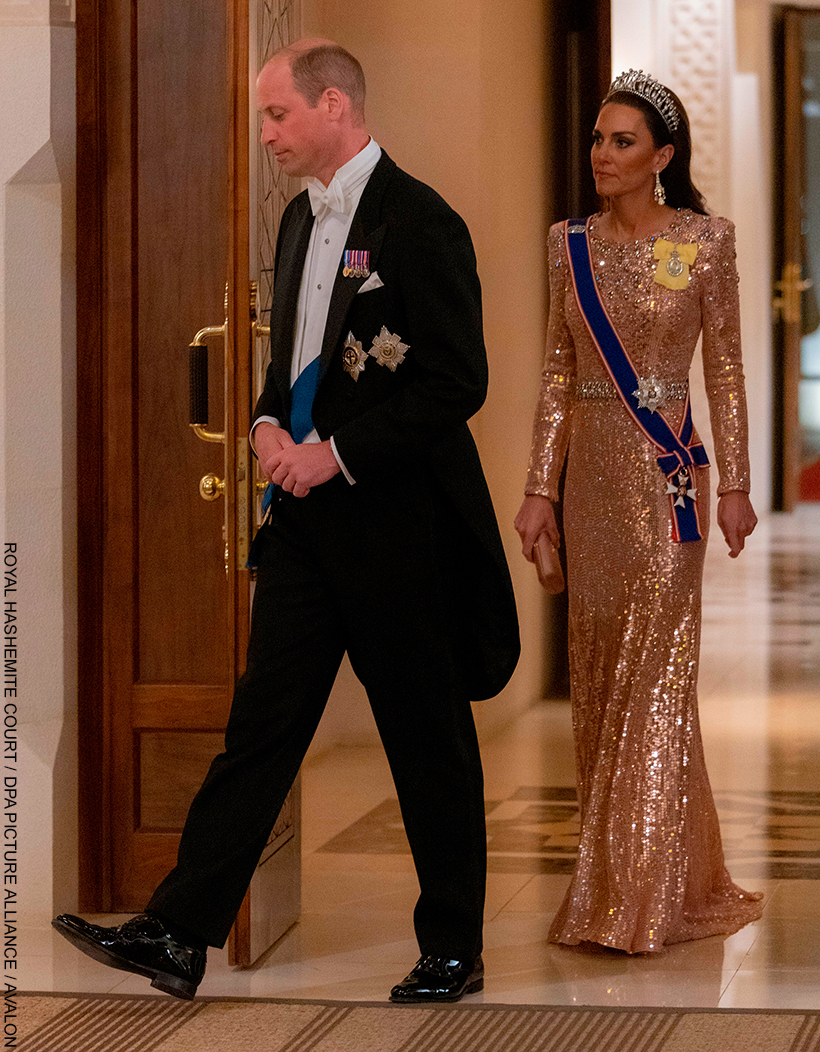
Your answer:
[576,378,688,411]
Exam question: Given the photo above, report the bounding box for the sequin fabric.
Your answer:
[526,211,763,954]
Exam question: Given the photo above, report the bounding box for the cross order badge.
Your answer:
[666,469,697,508]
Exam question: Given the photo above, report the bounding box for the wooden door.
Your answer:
[76,0,302,966]
[772,8,820,510]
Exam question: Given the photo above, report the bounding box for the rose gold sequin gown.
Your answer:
[526,211,764,953]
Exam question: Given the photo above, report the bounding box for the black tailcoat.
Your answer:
[254,151,519,699]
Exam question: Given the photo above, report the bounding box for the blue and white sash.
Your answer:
[564,218,708,543]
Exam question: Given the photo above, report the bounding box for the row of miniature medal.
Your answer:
[343,249,370,278]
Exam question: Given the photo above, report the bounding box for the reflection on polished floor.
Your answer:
[30,508,820,1006]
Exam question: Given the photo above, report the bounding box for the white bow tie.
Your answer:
[308,177,348,219]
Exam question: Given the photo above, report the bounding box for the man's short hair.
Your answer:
[289,45,366,122]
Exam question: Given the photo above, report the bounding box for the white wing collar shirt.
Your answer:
[253,136,382,484]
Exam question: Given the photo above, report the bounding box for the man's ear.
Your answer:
[323,87,346,122]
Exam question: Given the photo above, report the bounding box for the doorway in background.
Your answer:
[773,6,820,508]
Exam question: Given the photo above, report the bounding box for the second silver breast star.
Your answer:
[368,326,409,371]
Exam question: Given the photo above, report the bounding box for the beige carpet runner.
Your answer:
[15,994,820,1051]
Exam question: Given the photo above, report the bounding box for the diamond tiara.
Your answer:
[604,69,680,133]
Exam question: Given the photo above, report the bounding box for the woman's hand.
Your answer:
[514,494,560,562]
[717,490,757,558]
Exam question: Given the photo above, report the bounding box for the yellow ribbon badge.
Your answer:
[653,239,698,290]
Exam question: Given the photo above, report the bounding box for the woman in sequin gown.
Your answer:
[515,76,764,954]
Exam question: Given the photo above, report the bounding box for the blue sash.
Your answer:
[258,356,321,517]
[564,218,709,543]
[249,359,322,569]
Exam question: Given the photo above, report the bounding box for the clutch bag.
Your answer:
[533,533,565,594]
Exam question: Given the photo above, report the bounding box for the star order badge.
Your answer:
[633,377,669,413]
[368,326,409,371]
[342,332,367,381]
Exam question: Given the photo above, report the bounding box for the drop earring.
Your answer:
[654,171,666,206]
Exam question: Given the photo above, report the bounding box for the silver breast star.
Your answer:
[342,333,367,381]
[633,377,669,413]
[368,326,409,371]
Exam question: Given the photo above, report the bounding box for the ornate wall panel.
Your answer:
[656,0,734,214]
[251,0,302,351]
[246,0,303,892]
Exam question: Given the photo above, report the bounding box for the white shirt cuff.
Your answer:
[249,416,281,455]
[330,436,355,485]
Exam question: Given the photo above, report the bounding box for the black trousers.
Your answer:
[147,474,487,959]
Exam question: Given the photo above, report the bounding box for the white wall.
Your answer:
[732,69,772,507]
[0,4,77,929]
[612,0,656,77]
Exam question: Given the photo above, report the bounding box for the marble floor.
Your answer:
[26,508,820,1008]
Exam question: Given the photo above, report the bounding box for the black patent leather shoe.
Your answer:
[389,954,484,1003]
[52,913,206,1000]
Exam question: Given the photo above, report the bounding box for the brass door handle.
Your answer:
[250,280,270,341]
[773,262,813,324]
[199,473,225,501]
[189,326,226,444]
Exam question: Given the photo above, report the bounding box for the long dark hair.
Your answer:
[601,87,708,215]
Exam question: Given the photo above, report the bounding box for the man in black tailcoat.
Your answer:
[54,39,519,1004]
